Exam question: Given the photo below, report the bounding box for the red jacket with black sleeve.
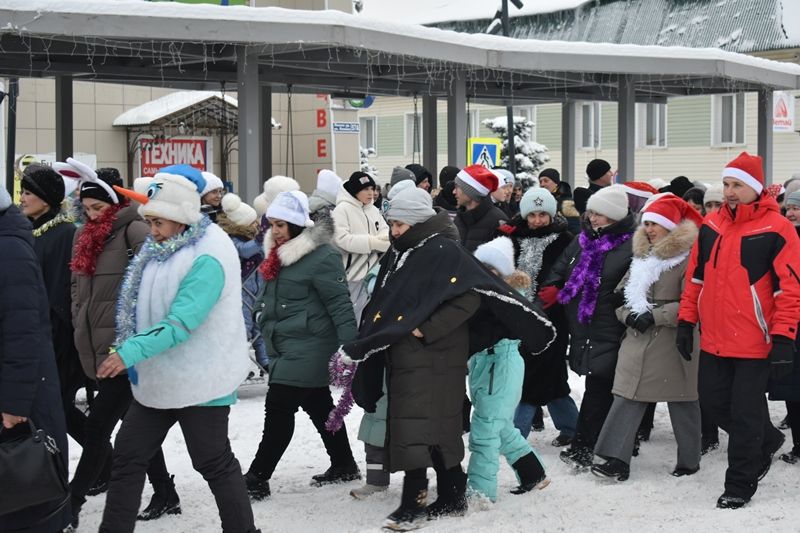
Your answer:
[678,195,800,359]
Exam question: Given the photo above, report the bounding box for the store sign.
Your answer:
[773,92,796,133]
[138,137,213,177]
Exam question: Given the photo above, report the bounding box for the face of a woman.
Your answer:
[356,186,375,206]
[390,220,411,238]
[704,200,722,213]
[526,211,552,229]
[19,189,51,219]
[82,198,113,221]
[269,218,292,245]
[202,188,225,207]
[539,176,557,193]
[587,210,615,230]
[146,216,186,243]
[644,220,670,244]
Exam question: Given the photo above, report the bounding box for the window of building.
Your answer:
[359,116,377,153]
[513,105,537,140]
[712,93,745,146]
[579,102,601,149]
[404,112,422,156]
[637,103,667,148]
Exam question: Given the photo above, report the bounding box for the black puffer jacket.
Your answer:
[500,215,573,405]
[544,213,635,380]
[30,210,81,394]
[454,197,507,252]
[0,206,70,532]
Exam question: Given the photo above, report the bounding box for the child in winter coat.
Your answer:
[468,237,549,502]
[217,193,268,370]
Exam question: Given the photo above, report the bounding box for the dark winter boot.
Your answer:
[383,477,427,531]
[716,492,748,509]
[426,467,467,519]
[758,431,785,481]
[780,448,800,464]
[532,408,545,432]
[591,458,630,481]
[559,445,593,470]
[310,462,361,486]
[778,415,791,430]
[510,452,550,495]
[87,453,113,497]
[245,471,271,501]
[550,434,573,447]
[701,436,720,455]
[671,465,700,477]
[137,475,181,521]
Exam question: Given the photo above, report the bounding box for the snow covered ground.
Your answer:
[69,373,798,532]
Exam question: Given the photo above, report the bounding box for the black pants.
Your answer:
[248,383,355,478]
[786,401,800,453]
[699,352,784,499]
[573,374,614,450]
[100,401,254,533]
[70,375,170,502]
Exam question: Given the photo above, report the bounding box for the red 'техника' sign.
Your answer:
[139,138,209,177]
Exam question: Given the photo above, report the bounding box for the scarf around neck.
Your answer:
[70,202,126,276]
[115,216,211,346]
[31,210,73,237]
[558,230,632,324]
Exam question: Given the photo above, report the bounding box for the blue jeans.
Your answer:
[514,395,579,439]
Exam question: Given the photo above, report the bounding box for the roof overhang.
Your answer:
[1,0,798,103]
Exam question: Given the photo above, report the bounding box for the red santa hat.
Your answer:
[623,181,658,198]
[641,195,703,231]
[722,152,764,195]
[455,164,499,199]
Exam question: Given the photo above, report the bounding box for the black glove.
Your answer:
[770,335,795,382]
[675,321,695,361]
[625,312,655,334]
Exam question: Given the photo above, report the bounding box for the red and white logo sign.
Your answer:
[138,137,213,177]
[773,92,796,133]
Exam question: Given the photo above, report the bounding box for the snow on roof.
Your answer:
[3,0,800,88]
[113,91,237,126]
[358,0,591,26]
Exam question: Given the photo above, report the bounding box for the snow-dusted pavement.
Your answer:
[70,374,798,532]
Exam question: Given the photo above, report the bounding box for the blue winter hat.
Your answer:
[520,187,557,219]
[159,164,206,194]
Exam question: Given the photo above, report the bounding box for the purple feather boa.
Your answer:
[325,350,356,433]
[558,230,632,324]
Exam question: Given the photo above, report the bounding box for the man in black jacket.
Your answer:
[0,183,71,532]
[573,159,614,215]
[453,165,507,252]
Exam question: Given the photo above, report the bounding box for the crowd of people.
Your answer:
[1,152,799,532]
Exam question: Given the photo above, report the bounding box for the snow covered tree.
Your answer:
[481,115,550,184]
[360,146,378,176]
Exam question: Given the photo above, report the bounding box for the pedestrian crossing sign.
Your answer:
[468,138,503,168]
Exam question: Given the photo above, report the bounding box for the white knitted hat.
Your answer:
[266,191,314,228]
[474,236,515,277]
[586,184,629,221]
[200,172,225,197]
[316,170,342,203]
[254,175,301,217]
[221,193,257,227]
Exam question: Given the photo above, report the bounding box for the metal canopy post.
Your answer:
[617,75,636,182]
[757,89,773,186]
[4,78,17,194]
[237,46,262,204]
[561,101,577,187]
[55,75,73,161]
[501,0,516,176]
[447,78,467,168]
[262,85,273,181]
[422,94,438,185]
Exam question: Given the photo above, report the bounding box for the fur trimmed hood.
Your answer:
[632,219,698,260]
[216,212,258,241]
[264,212,334,267]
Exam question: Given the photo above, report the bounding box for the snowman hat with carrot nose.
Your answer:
[113,164,206,226]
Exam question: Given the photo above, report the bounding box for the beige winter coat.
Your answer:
[331,187,389,282]
[612,220,700,403]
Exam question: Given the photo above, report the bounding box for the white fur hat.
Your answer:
[254,175,301,217]
[474,236,515,277]
[138,165,204,226]
[221,193,257,227]
[266,191,314,228]
[200,171,225,197]
[316,170,342,202]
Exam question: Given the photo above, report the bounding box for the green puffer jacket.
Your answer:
[256,217,357,388]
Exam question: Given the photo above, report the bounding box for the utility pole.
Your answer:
[501,0,517,177]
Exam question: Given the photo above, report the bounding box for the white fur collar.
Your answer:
[624,252,689,315]
[263,215,334,267]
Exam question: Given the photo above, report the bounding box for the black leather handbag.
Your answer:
[0,420,69,517]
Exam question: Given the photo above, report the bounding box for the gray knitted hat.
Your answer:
[390,166,416,187]
[386,187,435,226]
